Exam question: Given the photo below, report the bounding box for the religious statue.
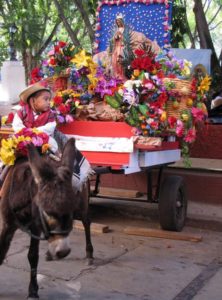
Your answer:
[94,13,161,81]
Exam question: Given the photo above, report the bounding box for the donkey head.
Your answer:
[27,138,76,260]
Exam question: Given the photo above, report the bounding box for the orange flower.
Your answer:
[42,143,50,153]
[133,69,140,77]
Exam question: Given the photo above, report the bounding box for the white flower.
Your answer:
[117,89,124,96]
[124,80,142,89]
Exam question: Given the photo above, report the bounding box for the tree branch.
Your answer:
[210,20,222,31]
[72,0,94,44]
[208,5,222,27]
[53,0,81,47]
[36,20,61,57]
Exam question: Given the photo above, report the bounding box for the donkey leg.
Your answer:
[27,237,40,299]
[0,223,16,265]
[82,218,94,265]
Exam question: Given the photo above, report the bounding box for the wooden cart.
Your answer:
[60,120,187,232]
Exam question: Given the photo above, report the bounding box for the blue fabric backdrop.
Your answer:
[96,1,173,52]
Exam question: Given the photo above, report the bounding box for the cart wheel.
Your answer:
[159,175,187,232]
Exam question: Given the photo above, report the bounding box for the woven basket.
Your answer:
[163,78,192,96]
[46,75,69,93]
[166,96,190,119]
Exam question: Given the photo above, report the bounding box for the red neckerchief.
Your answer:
[17,104,55,128]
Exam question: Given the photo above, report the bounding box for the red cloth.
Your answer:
[17,104,55,128]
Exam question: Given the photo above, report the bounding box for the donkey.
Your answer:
[0,138,93,299]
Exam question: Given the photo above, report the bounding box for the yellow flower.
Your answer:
[1,138,16,150]
[87,73,98,87]
[198,75,211,94]
[73,93,81,97]
[17,135,31,143]
[32,128,40,134]
[0,147,16,165]
[88,84,96,93]
[88,60,98,75]
[1,116,7,125]
[70,49,91,68]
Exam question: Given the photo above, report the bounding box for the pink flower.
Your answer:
[184,128,196,143]
[191,107,205,122]
[31,136,44,147]
[176,120,184,137]
[65,114,74,123]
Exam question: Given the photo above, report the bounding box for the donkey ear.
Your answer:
[61,138,76,171]
[27,143,44,184]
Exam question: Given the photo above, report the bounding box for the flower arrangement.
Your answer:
[0,128,50,166]
[157,51,192,78]
[51,89,81,124]
[104,47,210,165]
[27,41,211,165]
[42,41,80,78]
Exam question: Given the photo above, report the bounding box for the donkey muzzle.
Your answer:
[46,236,71,260]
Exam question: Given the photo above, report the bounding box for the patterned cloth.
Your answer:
[17,104,55,128]
[54,129,95,191]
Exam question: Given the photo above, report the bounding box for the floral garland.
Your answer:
[0,128,50,166]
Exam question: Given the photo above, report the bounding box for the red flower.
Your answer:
[58,41,67,48]
[6,112,14,124]
[168,116,177,128]
[54,45,60,54]
[58,104,69,115]
[167,74,177,78]
[29,67,42,84]
[134,49,145,57]
[154,61,162,70]
[157,92,168,106]
[53,96,63,106]
[150,121,159,130]
[156,70,165,78]
[49,57,56,65]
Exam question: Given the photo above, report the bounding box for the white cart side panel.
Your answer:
[139,149,181,168]
[123,149,141,174]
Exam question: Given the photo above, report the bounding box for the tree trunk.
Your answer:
[53,0,81,47]
[193,0,220,74]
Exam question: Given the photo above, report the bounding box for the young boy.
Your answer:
[12,82,58,153]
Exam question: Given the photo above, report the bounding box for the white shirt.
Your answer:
[12,112,58,153]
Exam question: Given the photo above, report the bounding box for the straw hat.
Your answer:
[19,82,51,103]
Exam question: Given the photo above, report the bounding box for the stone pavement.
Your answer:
[0,201,222,300]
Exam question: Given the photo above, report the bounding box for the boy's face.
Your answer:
[31,91,51,113]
